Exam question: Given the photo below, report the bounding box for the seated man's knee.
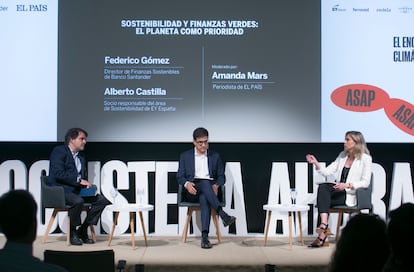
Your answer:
[199,180,212,190]
[97,195,111,206]
[73,197,85,206]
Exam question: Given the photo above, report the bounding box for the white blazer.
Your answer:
[317,151,372,206]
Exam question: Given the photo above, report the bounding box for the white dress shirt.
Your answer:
[194,148,210,179]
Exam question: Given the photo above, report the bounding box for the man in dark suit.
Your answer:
[176,127,236,249]
[48,128,110,245]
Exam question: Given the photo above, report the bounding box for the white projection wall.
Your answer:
[0,0,57,141]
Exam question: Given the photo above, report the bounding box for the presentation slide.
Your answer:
[322,0,414,142]
[57,0,320,142]
[1,0,413,143]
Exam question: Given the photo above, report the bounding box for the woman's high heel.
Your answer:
[308,235,329,248]
[316,223,332,236]
[309,223,330,248]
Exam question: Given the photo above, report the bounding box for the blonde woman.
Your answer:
[306,131,372,248]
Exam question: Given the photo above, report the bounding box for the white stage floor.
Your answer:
[1,235,334,271]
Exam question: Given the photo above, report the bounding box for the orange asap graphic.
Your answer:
[331,84,414,136]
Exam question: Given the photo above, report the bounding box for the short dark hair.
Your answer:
[0,189,37,240]
[64,127,88,144]
[193,127,209,140]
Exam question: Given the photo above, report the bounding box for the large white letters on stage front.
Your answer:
[0,159,413,238]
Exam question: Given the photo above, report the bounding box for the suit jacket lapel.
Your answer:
[65,145,76,166]
[190,150,195,176]
[207,150,213,177]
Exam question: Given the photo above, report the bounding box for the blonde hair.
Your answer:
[346,131,370,159]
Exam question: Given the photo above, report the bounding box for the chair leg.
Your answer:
[42,209,94,245]
[42,209,59,243]
[181,207,222,243]
[182,207,193,242]
[108,212,120,246]
[90,225,96,242]
[335,212,343,241]
[211,210,222,243]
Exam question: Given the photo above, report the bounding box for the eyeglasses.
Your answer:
[196,140,208,145]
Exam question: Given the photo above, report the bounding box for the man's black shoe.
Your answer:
[218,209,236,227]
[223,215,236,227]
[70,232,83,246]
[201,238,212,249]
[77,228,94,244]
[222,214,236,227]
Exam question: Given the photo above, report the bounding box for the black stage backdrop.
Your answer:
[0,142,413,233]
